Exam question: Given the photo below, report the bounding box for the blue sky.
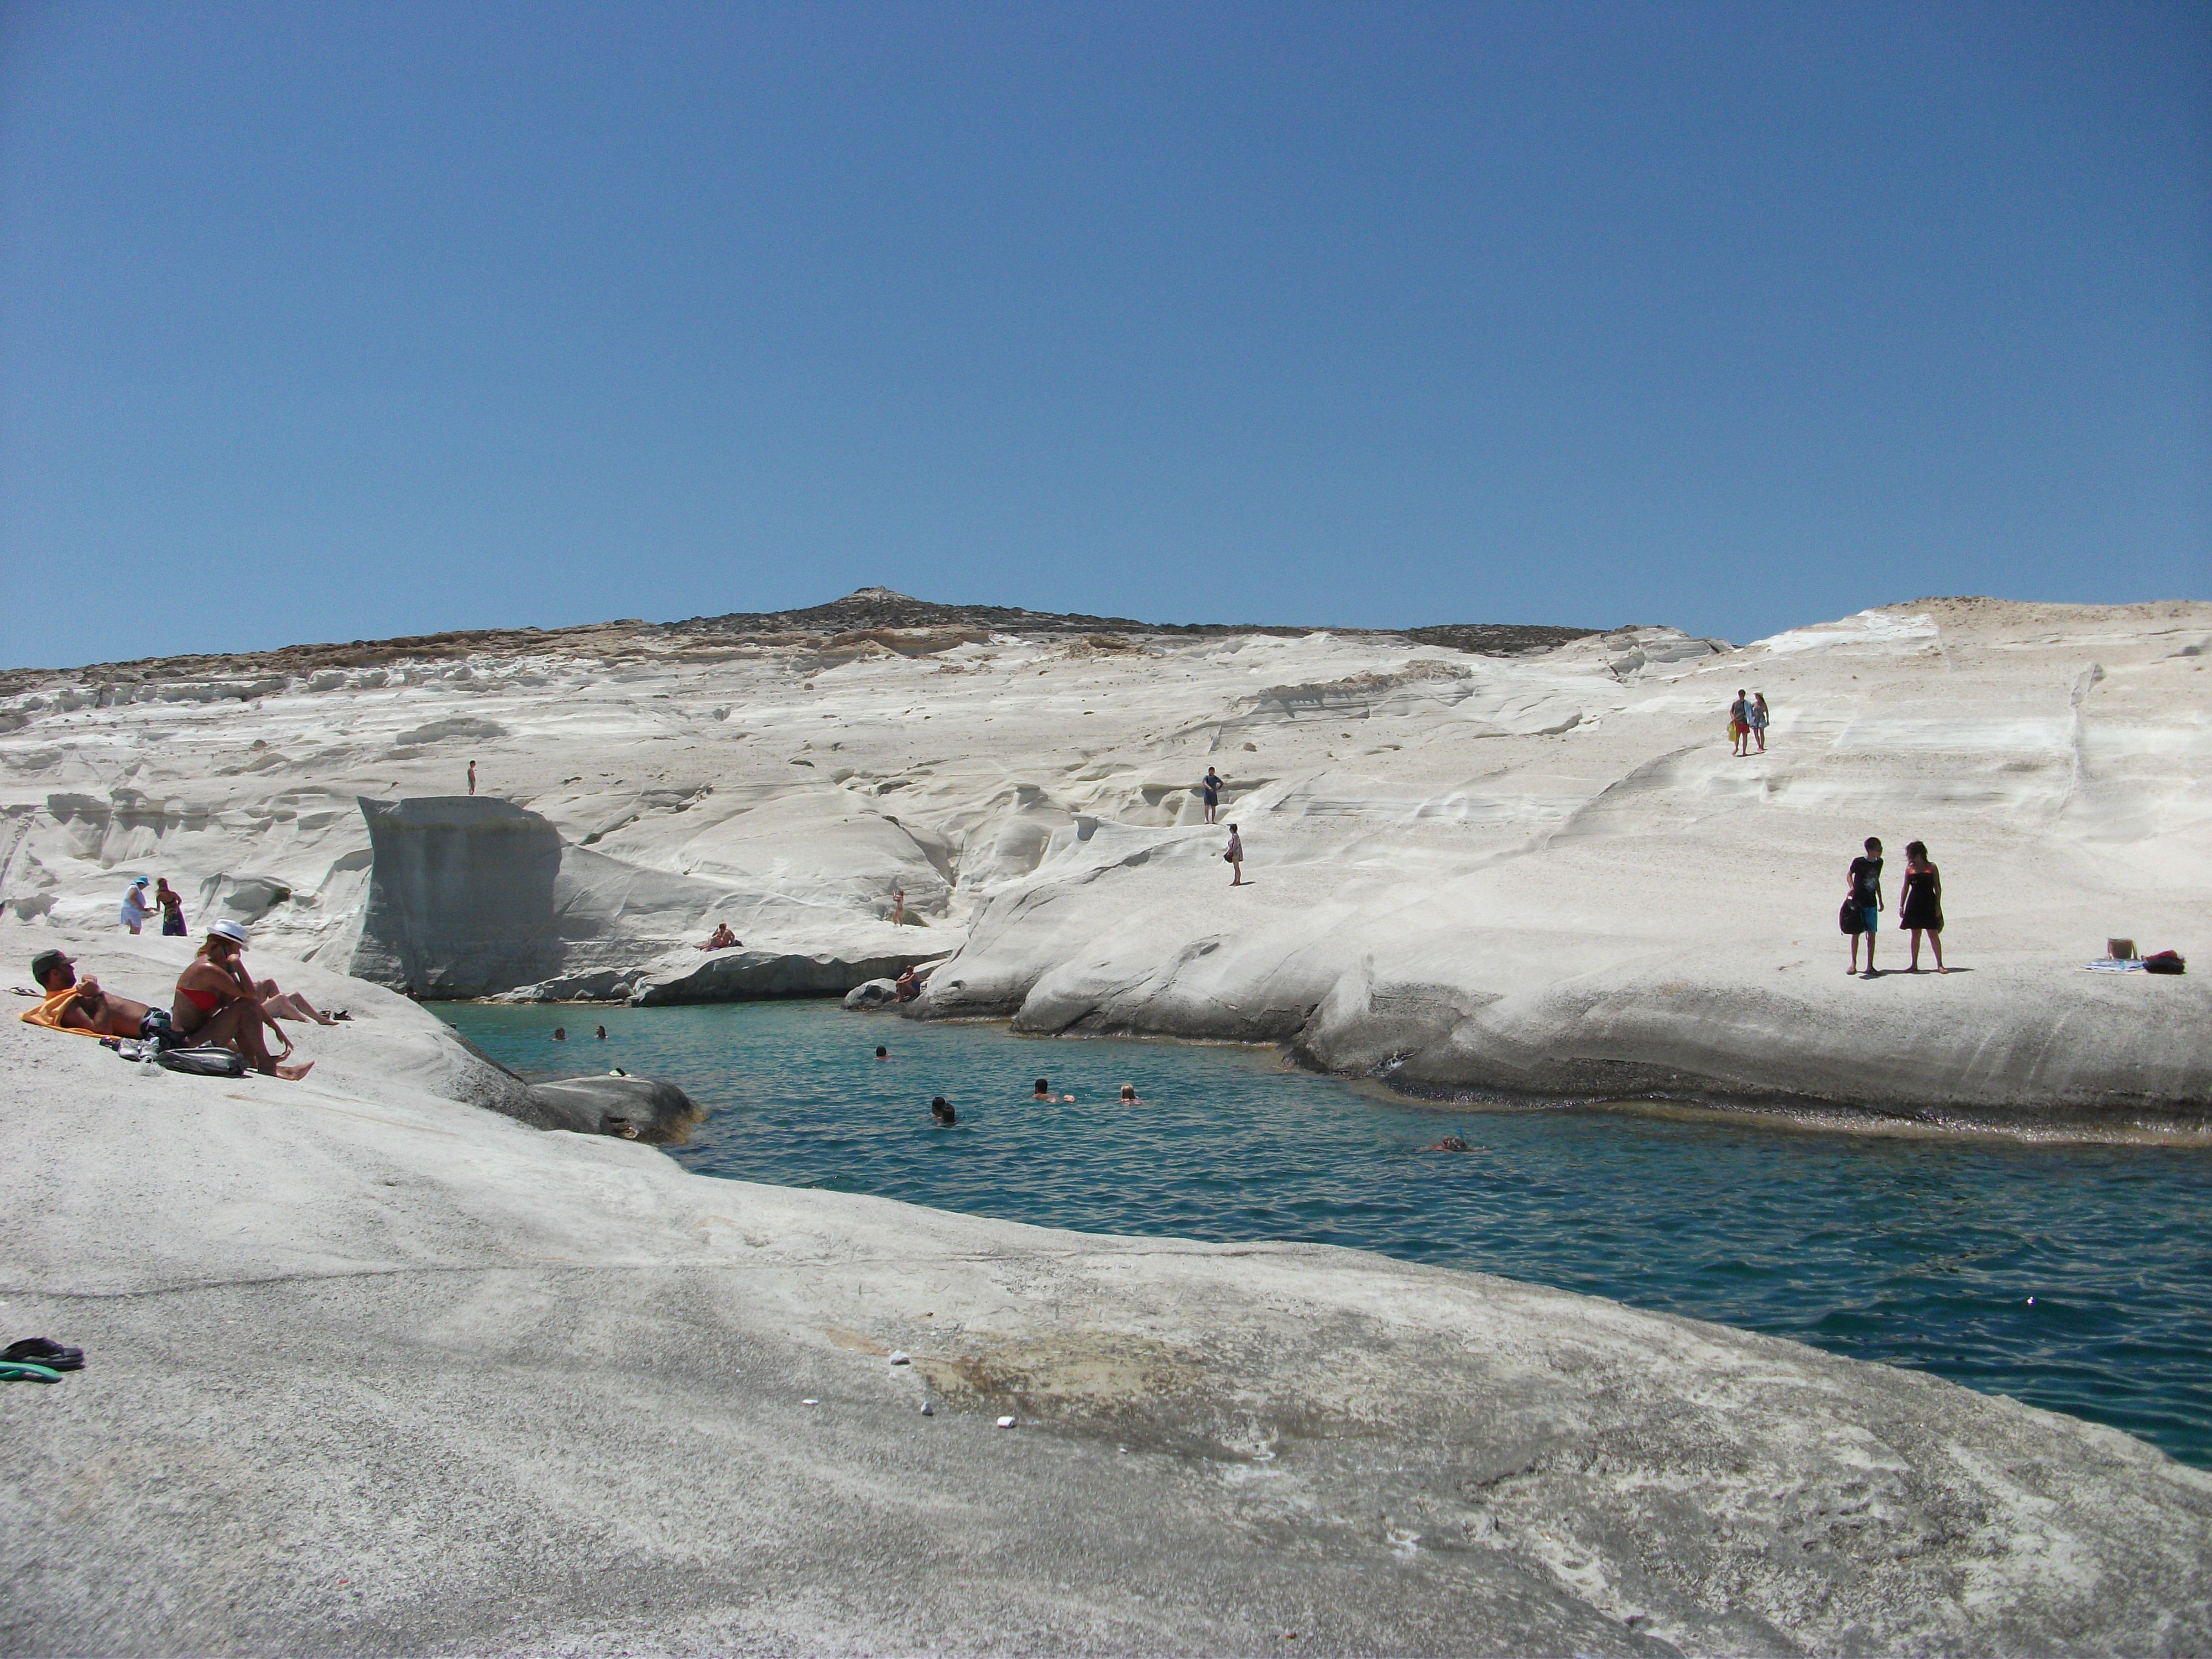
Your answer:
[3,2,2205,667]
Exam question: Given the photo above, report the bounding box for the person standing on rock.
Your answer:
[1899,841,1946,973]
[1225,823,1245,886]
[154,878,187,937]
[1729,691,1750,757]
[119,877,152,935]
[1842,837,1884,976]
[1201,767,1223,825]
[467,759,477,796]
[1749,693,1770,754]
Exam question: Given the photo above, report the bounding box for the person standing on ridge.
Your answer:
[1898,841,1945,973]
[1201,766,1223,825]
[1841,837,1884,977]
[1749,692,1770,754]
[1729,691,1750,757]
[1225,823,1245,886]
[467,759,477,796]
[154,877,186,937]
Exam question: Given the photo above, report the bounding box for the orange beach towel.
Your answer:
[20,989,100,1037]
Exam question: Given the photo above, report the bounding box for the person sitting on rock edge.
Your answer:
[30,950,173,1043]
[172,922,312,1079]
[895,967,922,1003]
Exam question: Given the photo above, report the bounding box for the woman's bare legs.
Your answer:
[257,980,334,1025]
[188,999,312,1079]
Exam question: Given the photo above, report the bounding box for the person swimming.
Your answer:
[552,1026,567,1041]
[1118,1083,1142,1104]
[1426,1135,1470,1152]
[875,1046,890,1061]
[930,1096,956,1126]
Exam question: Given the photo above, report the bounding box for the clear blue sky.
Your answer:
[4,2,2206,668]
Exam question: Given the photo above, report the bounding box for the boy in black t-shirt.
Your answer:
[1844,837,1884,977]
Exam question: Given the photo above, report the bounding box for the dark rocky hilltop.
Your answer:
[0,588,1601,691]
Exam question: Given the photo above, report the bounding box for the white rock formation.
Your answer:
[2,596,2206,1118]
[4,922,2206,1653]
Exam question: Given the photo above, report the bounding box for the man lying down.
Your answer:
[28,921,338,1080]
[30,948,174,1044]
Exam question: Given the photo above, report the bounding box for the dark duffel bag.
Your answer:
[156,1044,249,1078]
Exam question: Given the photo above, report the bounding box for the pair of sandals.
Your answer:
[1,1336,84,1383]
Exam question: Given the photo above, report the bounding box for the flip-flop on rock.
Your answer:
[2,1338,83,1371]
[0,1361,63,1384]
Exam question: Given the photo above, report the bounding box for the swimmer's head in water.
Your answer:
[1034,1078,1050,1095]
[1119,1083,1137,1100]
[930,1095,956,1125]
[875,1046,889,1059]
[552,1027,566,1040]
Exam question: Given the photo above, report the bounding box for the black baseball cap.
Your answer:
[30,949,71,985]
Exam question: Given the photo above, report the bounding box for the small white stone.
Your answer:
[802,1399,819,1406]
[887,1350,910,1365]
[997,1415,1017,1429]
[920,1401,933,1416]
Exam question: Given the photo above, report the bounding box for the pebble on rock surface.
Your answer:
[997,1415,1018,1428]
[888,1350,910,1365]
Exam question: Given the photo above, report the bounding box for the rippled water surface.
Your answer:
[443,999,2212,1467]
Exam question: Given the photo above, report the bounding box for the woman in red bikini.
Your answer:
[172,921,314,1079]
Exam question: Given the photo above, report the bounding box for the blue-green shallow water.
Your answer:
[442,999,2212,1468]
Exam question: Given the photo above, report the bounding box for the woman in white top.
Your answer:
[1225,825,1245,886]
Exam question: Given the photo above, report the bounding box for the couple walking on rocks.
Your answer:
[1200,765,1246,885]
[1840,836,1946,977]
[1729,690,1770,756]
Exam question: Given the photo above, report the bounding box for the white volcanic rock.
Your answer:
[3,922,2205,1654]
[1,596,2206,1116]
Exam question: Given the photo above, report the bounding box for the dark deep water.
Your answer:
[444,998,2212,1468]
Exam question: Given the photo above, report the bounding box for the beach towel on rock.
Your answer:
[20,989,97,1036]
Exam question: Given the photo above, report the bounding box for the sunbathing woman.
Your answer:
[172,921,313,1079]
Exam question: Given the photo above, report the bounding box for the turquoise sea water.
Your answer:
[442,999,2212,1468]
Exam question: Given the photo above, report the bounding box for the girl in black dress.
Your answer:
[1898,840,1945,973]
